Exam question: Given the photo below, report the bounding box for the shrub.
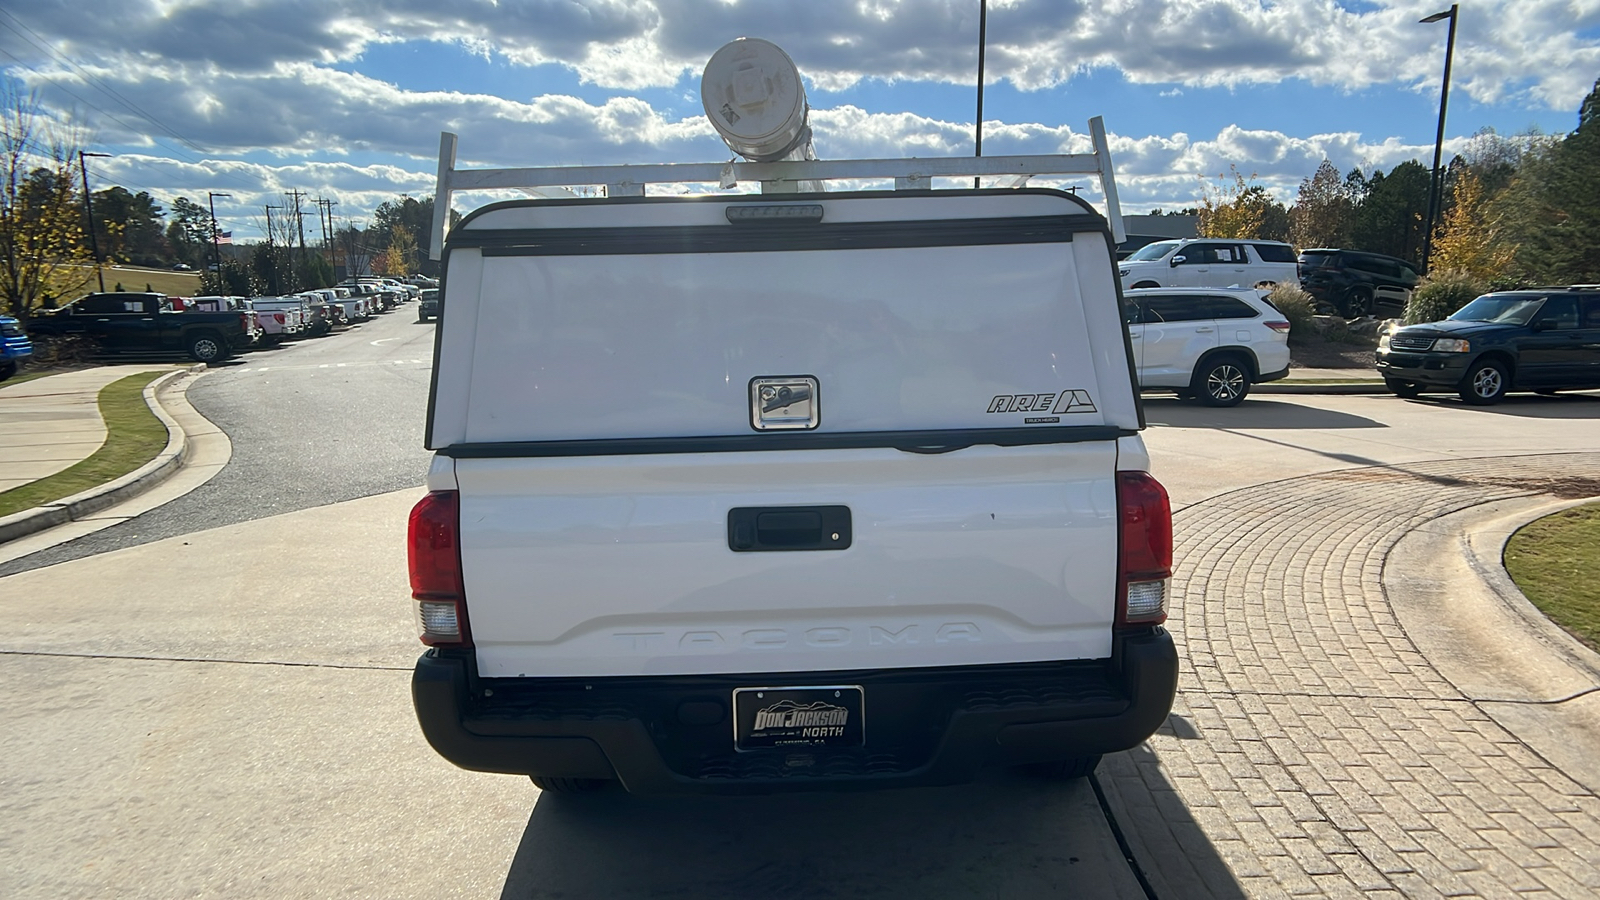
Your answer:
[30,333,101,366]
[1266,282,1317,342]
[1404,268,1485,324]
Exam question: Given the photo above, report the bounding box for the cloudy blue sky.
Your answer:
[3,0,1597,242]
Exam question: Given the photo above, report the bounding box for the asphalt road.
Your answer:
[5,356,1600,896]
[0,307,436,576]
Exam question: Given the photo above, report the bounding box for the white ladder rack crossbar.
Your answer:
[430,116,1125,259]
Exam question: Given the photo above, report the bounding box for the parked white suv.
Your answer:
[1124,287,1291,406]
[1119,239,1298,292]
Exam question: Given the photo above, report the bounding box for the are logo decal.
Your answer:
[986,390,1097,421]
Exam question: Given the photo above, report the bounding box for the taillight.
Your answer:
[274,312,285,325]
[1265,320,1291,334]
[408,490,472,647]
[1117,471,1172,628]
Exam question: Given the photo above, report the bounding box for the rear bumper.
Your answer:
[411,629,1178,794]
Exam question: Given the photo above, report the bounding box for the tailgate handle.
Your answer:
[728,506,852,552]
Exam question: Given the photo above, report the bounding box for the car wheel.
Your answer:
[529,776,609,793]
[1131,281,1161,289]
[187,332,228,363]
[1016,754,1102,780]
[1194,354,1251,407]
[0,361,16,381]
[1385,378,1423,398]
[1344,288,1373,318]
[1458,359,1509,405]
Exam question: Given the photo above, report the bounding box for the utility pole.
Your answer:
[286,189,307,291]
[315,197,338,283]
[78,151,112,292]
[207,192,232,286]
[265,204,284,294]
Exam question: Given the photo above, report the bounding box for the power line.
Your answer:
[0,9,213,158]
[0,31,261,195]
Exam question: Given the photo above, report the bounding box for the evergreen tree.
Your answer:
[1504,77,1600,282]
[1350,161,1430,264]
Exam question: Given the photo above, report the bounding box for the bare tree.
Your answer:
[1289,159,1354,250]
[0,87,93,321]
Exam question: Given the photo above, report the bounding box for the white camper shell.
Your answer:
[411,105,1176,795]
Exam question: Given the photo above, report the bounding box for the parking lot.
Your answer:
[3,320,1599,898]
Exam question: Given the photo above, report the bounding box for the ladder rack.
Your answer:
[430,116,1125,260]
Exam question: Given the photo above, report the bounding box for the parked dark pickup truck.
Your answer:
[27,292,255,363]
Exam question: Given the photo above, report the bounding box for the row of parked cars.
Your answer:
[16,276,436,367]
[1117,238,1419,320]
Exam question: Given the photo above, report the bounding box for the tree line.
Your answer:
[1,88,448,322]
[1193,76,1600,286]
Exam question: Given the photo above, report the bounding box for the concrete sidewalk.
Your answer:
[0,365,207,546]
[0,366,173,492]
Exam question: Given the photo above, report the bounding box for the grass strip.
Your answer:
[1504,502,1600,653]
[0,371,172,519]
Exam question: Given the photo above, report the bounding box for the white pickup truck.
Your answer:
[408,38,1177,795]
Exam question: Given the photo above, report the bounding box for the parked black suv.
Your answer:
[1299,249,1419,318]
[1375,287,1600,404]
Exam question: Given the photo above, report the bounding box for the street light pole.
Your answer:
[207,192,232,285]
[78,151,112,292]
[974,0,987,188]
[1420,4,1459,274]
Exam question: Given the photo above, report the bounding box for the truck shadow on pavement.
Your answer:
[1143,398,1385,431]
[1400,392,1600,418]
[498,760,1248,900]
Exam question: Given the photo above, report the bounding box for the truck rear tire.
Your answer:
[529,775,609,793]
[1016,754,1101,780]
[187,333,228,363]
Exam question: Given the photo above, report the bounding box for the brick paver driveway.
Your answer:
[1102,453,1600,899]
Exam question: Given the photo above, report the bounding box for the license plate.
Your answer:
[733,685,864,751]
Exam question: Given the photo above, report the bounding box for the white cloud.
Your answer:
[4,0,1588,236]
[9,1,1599,111]
[86,98,1472,238]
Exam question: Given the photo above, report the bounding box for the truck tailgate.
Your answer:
[456,443,1117,678]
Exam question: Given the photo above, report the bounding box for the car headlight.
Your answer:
[1433,338,1470,353]
[1377,333,1391,351]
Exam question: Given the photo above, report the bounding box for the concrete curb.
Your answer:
[1469,496,1600,682]
[0,364,205,545]
[1256,380,1387,395]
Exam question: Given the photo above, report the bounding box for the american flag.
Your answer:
[217,230,233,245]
